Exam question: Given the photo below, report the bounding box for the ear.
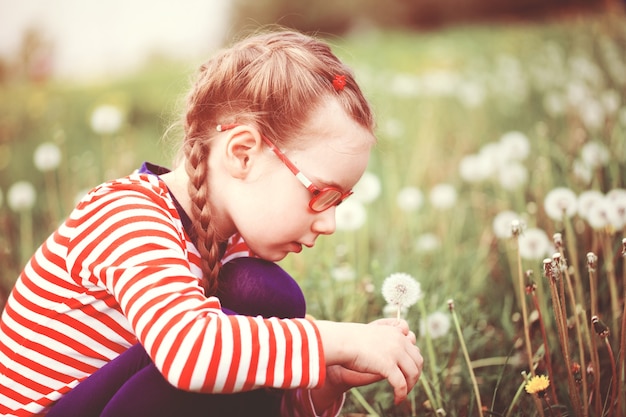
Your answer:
[223,125,264,179]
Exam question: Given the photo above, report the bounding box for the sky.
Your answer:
[0,0,232,80]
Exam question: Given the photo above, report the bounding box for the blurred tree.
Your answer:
[231,0,609,34]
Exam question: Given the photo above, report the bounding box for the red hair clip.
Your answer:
[332,75,346,91]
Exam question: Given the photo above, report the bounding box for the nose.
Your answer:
[312,206,337,235]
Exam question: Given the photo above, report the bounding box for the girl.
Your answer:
[0,30,423,416]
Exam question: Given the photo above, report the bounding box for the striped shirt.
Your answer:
[0,168,341,416]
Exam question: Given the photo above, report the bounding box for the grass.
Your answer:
[1,11,625,416]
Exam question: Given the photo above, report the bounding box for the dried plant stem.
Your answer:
[515,240,534,377]
[546,262,583,417]
[448,300,484,417]
[616,297,625,417]
[559,255,589,415]
[531,290,559,406]
[602,337,617,417]
[600,234,620,333]
[587,254,603,417]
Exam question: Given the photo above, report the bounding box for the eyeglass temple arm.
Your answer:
[217,124,319,195]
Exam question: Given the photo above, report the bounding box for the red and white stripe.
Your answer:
[0,173,327,416]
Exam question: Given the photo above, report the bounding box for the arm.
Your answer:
[65,176,326,393]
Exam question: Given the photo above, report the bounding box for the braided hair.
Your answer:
[179,29,374,295]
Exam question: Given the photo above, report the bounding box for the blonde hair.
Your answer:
[180,29,374,295]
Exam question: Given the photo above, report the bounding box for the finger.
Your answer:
[407,330,417,345]
[386,366,409,404]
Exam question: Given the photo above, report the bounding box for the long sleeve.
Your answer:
[64,174,326,393]
[0,173,327,416]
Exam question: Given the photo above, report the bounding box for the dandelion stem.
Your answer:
[448,300,484,417]
[559,253,589,416]
[587,253,603,417]
[419,300,442,407]
[530,289,559,407]
[349,387,380,417]
[601,336,618,417]
[600,234,620,333]
[514,237,535,377]
[545,260,583,417]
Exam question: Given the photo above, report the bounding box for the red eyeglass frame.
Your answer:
[216,124,353,212]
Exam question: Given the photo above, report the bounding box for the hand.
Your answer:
[315,319,423,404]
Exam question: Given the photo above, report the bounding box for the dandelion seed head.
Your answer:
[573,159,593,185]
[459,153,492,183]
[381,272,422,309]
[352,171,381,204]
[586,197,613,230]
[577,189,604,220]
[90,105,123,135]
[330,264,356,282]
[414,233,441,253]
[497,161,528,191]
[518,228,552,260]
[429,183,457,210]
[493,210,521,239]
[8,181,36,212]
[499,131,530,161]
[544,187,577,221]
[420,311,451,339]
[335,199,367,231]
[396,187,423,212]
[33,142,62,172]
[383,303,408,319]
[580,141,610,168]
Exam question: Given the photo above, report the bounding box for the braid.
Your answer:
[184,140,224,295]
[174,29,375,294]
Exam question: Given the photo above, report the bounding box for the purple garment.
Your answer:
[47,164,307,417]
[47,257,306,417]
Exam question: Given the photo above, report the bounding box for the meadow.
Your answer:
[1,12,625,417]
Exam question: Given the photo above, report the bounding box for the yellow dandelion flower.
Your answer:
[525,375,550,397]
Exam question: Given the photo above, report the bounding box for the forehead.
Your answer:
[287,99,375,187]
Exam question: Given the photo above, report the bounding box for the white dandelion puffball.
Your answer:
[544,187,577,221]
[33,142,62,172]
[497,161,528,191]
[8,181,36,212]
[352,171,381,204]
[458,153,492,183]
[499,131,530,161]
[396,186,423,212]
[90,105,124,135]
[493,210,521,239]
[331,264,356,282]
[383,303,409,319]
[335,199,366,231]
[518,228,552,260]
[580,141,610,168]
[586,197,622,230]
[577,190,604,220]
[414,233,441,253]
[382,272,423,309]
[429,183,457,209]
[420,311,451,339]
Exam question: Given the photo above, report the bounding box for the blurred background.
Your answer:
[1,1,625,416]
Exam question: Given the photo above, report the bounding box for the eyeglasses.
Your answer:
[217,124,353,212]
